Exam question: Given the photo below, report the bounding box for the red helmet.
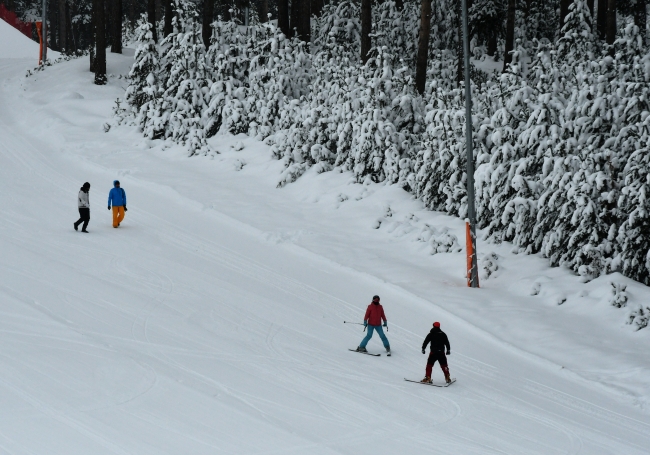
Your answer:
[433,321,441,328]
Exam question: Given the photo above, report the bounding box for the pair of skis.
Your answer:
[349,349,456,387]
[348,349,389,357]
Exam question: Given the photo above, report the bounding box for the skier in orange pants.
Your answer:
[107,180,127,228]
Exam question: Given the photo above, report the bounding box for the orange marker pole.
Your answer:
[466,221,479,288]
[36,21,43,65]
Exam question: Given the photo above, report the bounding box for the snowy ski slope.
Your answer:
[0,47,649,454]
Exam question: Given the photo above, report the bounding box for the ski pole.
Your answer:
[343,321,364,325]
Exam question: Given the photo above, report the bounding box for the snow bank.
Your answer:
[0,17,57,59]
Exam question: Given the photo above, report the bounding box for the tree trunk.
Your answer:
[129,0,136,27]
[50,2,59,51]
[597,0,607,39]
[259,0,269,22]
[487,33,497,56]
[415,0,432,94]
[297,0,310,41]
[290,0,300,37]
[395,0,404,10]
[503,0,515,71]
[156,0,162,20]
[202,0,213,44]
[634,0,646,41]
[606,0,616,46]
[111,0,122,53]
[94,0,107,84]
[148,0,158,42]
[361,0,371,63]
[58,0,67,53]
[310,0,323,18]
[456,0,462,84]
[559,0,570,30]
[164,0,173,37]
[278,0,289,35]
[586,0,594,17]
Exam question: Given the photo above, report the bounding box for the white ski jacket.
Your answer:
[78,190,90,208]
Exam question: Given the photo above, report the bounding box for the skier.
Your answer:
[107,180,127,228]
[355,295,391,354]
[421,321,451,384]
[73,182,91,233]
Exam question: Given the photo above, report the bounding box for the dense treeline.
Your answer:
[120,0,650,285]
[10,0,647,285]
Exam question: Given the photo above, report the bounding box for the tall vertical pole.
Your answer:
[42,0,48,62]
[461,0,479,288]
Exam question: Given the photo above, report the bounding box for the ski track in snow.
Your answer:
[0,52,649,454]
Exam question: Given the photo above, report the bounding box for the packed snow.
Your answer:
[1,46,649,455]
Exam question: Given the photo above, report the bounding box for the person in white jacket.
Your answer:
[74,182,91,232]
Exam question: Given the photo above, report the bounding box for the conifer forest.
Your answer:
[8,0,650,285]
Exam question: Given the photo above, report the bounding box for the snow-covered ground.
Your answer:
[0,18,58,60]
[1,38,649,453]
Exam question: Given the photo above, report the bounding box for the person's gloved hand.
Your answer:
[124,207,128,211]
[107,206,111,210]
[446,350,451,355]
[422,349,426,354]
[363,321,368,327]
[383,322,387,328]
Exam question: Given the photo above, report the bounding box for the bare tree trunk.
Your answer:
[290,0,300,37]
[156,0,162,20]
[586,0,594,17]
[297,0,310,41]
[111,0,122,53]
[259,0,269,22]
[634,0,646,41]
[503,0,515,71]
[129,0,136,27]
[487,34,497,56]
[310,0,323,18]
[361,0,371,62]
[164,0,173,37]
[415,0,432,94]
[50,2,59,51]
[94,0,107,84]
[395,0,403,10]
[202,0,213,44]
[597,0,607,39]
[278,0,289,35]
[606,0,616,46]
[148,0,158,42]
[559,0,570,30]
[58,0,67,53]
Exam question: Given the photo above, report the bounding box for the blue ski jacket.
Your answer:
[108,181,127,207]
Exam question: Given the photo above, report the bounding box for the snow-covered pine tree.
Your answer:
[533,0,615,278]
[614,19,650,283]
[125,19,161,115]
[203,19,252,137]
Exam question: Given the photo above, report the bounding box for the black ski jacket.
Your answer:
[422,327,450,352]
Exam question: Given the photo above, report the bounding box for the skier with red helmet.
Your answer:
[421,321,451,384]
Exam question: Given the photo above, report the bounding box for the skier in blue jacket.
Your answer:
[107,180,127,228]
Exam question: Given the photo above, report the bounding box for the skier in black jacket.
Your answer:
[421,321,451,384]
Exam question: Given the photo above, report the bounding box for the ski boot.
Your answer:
[355,346,367,353]
[420,376,432,384]
[386,347,391,356]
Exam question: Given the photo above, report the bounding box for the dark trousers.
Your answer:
[74,208,90,231]
[425,350,449,378]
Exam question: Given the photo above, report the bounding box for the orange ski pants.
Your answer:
[112,206,125,227]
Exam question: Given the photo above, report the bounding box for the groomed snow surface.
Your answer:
[1,46,649,454]
[0,18,58,60]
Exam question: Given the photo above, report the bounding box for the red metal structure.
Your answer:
[0,3,33,38]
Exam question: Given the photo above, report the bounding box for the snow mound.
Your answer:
[0,17,56,59]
